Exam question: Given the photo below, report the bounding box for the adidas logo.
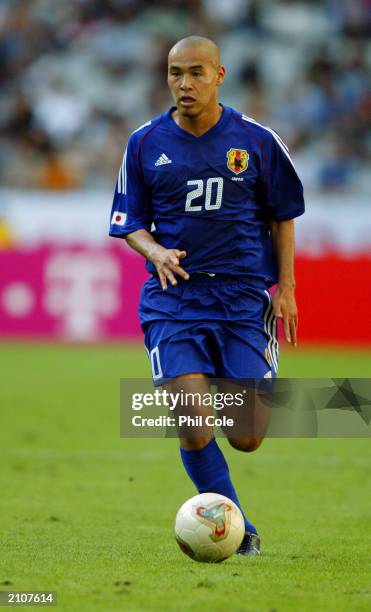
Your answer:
[155,153,172,166]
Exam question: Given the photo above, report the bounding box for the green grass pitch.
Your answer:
[0,343,370,611]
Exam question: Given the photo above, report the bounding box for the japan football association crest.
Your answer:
[227,148,249,175]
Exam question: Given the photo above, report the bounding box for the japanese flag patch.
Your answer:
[111,211,127,226]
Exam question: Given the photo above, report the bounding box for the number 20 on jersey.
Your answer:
[185,178,223,211]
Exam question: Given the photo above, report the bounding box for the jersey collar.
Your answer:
[164,104,231,141]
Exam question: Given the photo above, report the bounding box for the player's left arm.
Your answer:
[261,130,305,347]
[270,219,298,347]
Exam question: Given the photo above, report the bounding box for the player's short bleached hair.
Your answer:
[168,36,221,67]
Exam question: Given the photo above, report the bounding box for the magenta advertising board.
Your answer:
[1,243,371,345]
[0,244,149,341]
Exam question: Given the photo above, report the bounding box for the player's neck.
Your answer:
[173,103,222,137]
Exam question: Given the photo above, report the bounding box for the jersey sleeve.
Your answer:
[261,132,305,221]
[109,135,152,238]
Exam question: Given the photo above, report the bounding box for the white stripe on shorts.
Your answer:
[264,290,278,372]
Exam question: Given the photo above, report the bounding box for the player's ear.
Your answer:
[216,65,225,86]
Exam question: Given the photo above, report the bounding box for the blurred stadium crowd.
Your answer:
[0,0,370,192]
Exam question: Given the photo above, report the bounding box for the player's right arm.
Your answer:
[125,229,189,290]
[109,133,189,290]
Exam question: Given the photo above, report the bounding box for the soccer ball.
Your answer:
[174,493,245,563]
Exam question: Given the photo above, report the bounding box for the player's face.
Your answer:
[167,47,225,117]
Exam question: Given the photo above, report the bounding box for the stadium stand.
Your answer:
[0,0,370,193]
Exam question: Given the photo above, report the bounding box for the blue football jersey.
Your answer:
[109,105,304,286]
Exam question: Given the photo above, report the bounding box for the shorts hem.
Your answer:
[152,369,215,387]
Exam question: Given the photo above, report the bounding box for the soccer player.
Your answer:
[109,36,304,555]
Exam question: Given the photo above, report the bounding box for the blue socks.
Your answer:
[180,438,257,535]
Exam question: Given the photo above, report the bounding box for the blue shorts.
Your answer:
[141,275,278,385]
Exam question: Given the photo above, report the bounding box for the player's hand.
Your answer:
[272,286,298,347]
[148,246,190,290]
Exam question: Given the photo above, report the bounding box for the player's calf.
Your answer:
[227,436,264,452]
[180,435,213,450]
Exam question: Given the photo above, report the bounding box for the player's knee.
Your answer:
[180,436,212,451]
[227,437,263,452]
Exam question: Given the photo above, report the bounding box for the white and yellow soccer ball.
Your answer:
[174,493,245,563]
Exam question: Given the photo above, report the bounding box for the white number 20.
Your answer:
[185,177,223,212]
